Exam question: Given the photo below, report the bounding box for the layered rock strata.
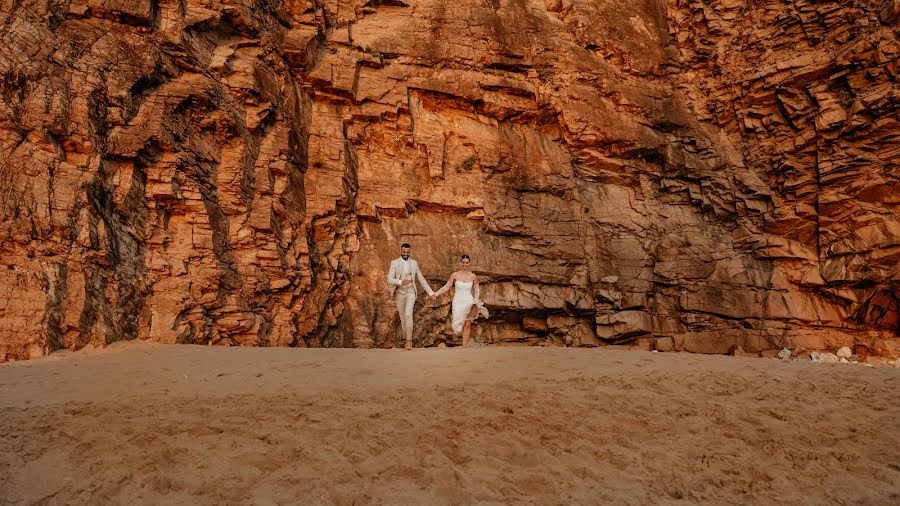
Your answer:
[0,0,897,361]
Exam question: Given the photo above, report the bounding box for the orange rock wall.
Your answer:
[0,0,897,360]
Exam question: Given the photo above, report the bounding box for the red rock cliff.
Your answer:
[1,0,897,360]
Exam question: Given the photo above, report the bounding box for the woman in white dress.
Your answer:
[428,255,487,347]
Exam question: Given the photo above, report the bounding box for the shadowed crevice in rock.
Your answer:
[41,262,67,353]
[81,157,149,349]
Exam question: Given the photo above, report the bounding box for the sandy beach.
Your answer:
[1,342,898,505]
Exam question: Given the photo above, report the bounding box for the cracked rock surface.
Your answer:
[1,0,898,361]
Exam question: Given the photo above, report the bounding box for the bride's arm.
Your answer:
[431,272,456,297]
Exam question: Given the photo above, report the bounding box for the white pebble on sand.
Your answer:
[820,353,839,363]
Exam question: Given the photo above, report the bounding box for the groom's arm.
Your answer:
[386,261,402,286]
[416,264,434,295]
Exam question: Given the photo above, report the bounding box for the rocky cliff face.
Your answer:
[1,0,897,361]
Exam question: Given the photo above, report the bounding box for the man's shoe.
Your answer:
[404,340,412,350]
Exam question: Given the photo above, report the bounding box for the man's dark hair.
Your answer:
[400,243,411,249]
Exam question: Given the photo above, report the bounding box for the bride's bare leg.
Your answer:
[462,320,471,347]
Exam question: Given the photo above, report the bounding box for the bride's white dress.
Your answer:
[451,280,475,334]
[433,275,488,334]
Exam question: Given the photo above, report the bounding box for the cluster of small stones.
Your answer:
[763,345,900,367]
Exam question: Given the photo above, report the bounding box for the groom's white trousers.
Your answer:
[394,284,416,343]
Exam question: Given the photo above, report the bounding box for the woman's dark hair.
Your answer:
[461,254,470,261]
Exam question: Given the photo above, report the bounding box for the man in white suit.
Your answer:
[387,243,434,350]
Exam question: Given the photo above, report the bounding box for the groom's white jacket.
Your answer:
[387,257,434,297]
